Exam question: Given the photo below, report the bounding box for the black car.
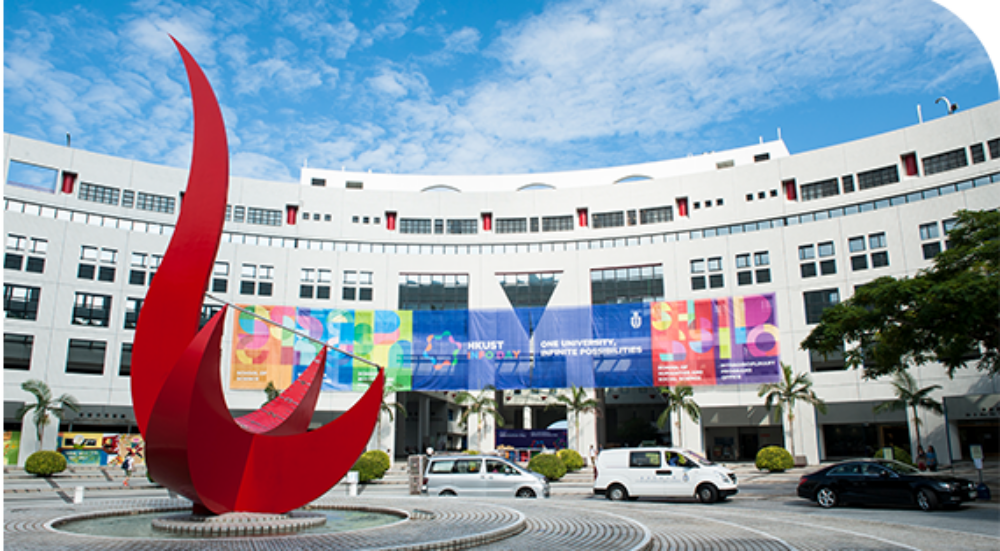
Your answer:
[797,458,977,511]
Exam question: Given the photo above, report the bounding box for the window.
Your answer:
[119,343,133,376]
[542,215,574,232]
[311,178,326,187]
[989,138,1000,159]
[73,293,112,327]
[736,254,751,269]
[78,182,120,205]
[804,288,840,324]
[851,255,868,271]
[690,257,722,290]
[640,206,672,225]
[200,304,223,329]
[233,205,245,222]
[800,263,818,278]
[447,219,478,234]
[4,284,40,320]
[856,165,899,190]
[970,143,986,164]
[212,261,229,293]
[66,339,106,375]
[848,236,866,253]
[922,241,942,259]
[919,222,940,241]
[399,273,469,311]
[78,246,116,282]
[299,267,331,300]
[591,266,662,305]
[124,298,143,329]
[592,211,625,229]
[690,259,706,273]
[629,451,662,468]
[6,160,58,193]
[240,264,274,296]
[122,190,135,208]
[871,251,889,267]
[247,207,282,226]
[818,242,835,257]
[841,175,855,193]
[922,148,968,175]
[136,192,175,213]
[869,232,886,249]
[400,218,432,234]
[343,270,373,302]
[810,344,846,372]
[799,245,815,260]
[496,218,528,234]
[4,334,33,370]
[800,178,839,201]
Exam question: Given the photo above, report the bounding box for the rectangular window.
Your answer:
[300,285,314,299]
[257,282,273,296]
[690,259,705,273]
[5,253,24,271]
[707,257,723,272]
[240,281,256,295]
[4,284,41,320]
[122,190,135,208]
[798,245,815,260]
[737,271,753,286]
[98,266,116,282]
[25,257,45,273]
[691,276,707,290]
[922,148,968,175]
[4,334,33,370]
[124,297,143,330]
[246,207,282,226]
[868,232,887,249]
[755,268,772,284]
[135,192,176,213]
[848,236,866,253]
[841,174,855,193]
[542,215,574,232]
[592,211,625,229]
[434,219,444,234]
[709,274,724,288]
[851,255,868,271]
[311,178,326,187]
[922,241,942,259]
[989,138,1000,159]
[233,205,246,222]
[856,165,899,190]
[398,273,470,311]
[919,222,940,240]
[5,160,58,193]
[212,278,228,293]
[640,206,673,225]
[970,143,986,164]
[754,251,770,266]
[735,254,751,269]
[399,218,432,234]
[800,263,817,278]
[78,182,121,205]
[66,339,106,375]
[871,251,889,268]
[804,288,840,324]
[820,259,837,275]
[800,178,839,201]
[810,345,846,372]
[447,219,478,234]
[496,218,528,234]
[342,287,357,300]
[817,241,835,257]
[119,343,133,376]
[73,292,112,327]
[129,270,146,285]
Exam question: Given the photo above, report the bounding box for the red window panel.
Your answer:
[386,211,397,231]
[676,197,688,217]
[577,208,589,227]
[901,152,918,177]
[285,205,298,225]
[61,172,77,194]
[482,212,492,231]
[783,179,797,201]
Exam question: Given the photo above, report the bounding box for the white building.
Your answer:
[4,101,999,467]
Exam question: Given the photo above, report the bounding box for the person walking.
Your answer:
[916,445,927,471]
[926,446,938,472]
[122,451,136,487]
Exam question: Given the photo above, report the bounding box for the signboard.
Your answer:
[57,432,145,467]
[4,432,20,466]
[231,293,781,392]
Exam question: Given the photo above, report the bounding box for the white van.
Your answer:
[422,455,550,498]
[593,447,738,503]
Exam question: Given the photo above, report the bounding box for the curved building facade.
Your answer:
[4,101,999,467]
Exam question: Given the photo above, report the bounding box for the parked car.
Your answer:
[797,458,978,511]
[593,447,738,503]
[422,455,550,498]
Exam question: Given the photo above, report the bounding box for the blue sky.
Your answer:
[4,0,998,182]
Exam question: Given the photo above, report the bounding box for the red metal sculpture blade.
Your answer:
[130,36,383,514]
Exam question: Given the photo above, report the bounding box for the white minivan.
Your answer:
[423,455,550,498]
[593,447,738,503]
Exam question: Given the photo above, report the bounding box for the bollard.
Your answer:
[346,471,359,497]
[73,486,85,504]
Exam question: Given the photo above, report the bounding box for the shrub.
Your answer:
[528,453,567,481]
[557,449,585,471]
[463,450,480,455]
[363,450,391,476]
[874,446,914,466]
[755,446,794,472]
[25,451,67,477]
[350,454,383,483]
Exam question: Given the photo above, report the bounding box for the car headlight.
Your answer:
[933,481,955,491]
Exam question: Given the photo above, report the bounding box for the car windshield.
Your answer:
[879,460,920,475]
[683,450,713,466]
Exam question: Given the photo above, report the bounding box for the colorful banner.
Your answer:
[4,432,20,466]
[56,432,145,467]
[231,293,780,392]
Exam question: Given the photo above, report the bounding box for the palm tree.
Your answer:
[548,385,601,451]
[656,386,701,448]
[455,386,505,451]
[873,370,942,451]
[16,380,80,451]
[757,363,827,457]
[377,384,407,452]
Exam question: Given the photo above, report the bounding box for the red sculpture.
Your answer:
[130,37,383,515]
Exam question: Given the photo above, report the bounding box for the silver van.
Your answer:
[422,455,550,498]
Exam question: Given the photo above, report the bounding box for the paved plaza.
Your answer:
[5,462,999,550]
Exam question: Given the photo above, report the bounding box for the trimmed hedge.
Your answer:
[874,446,914,466]
[755,446,794,472]
[528,453,567,481]
[25,451,67,477]
[557,449,585,471]
[350,454,383,482]
[363,450,391,476]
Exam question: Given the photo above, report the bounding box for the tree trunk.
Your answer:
[674,416,682,449]
[786,412,796,457]
[912,405,923,450]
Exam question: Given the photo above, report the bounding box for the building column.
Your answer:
[679,411,703,452]
[523,406,532,430]
[419,396,431,453]
[795,401,821,466]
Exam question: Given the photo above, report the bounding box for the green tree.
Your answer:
[455,386,505,451]
[802,210,999,378]
[16,380,80,451]
[262,381,280,406]
[757,363,827,457]
[656,386,701,449]
[872,370,943,451]
[548,385,601,452]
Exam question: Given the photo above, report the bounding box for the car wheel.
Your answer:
[439,490,457,497]
[607,484,629,501]
[916,488,939,511]
[696,483,719,504]
[516,487,536,498]
[816,486,838,508]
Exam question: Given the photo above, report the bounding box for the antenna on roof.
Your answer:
[917,104,923,124]
[66,133,71,147]
[935,96,958,115]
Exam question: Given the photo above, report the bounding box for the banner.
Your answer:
[56,432,145,467]
[231,293,780,392]
[4,432,20,466]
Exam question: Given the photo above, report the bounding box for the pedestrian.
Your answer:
[121,451,135,487]
[926,445,938,472]
[916,445,927,471]
[589,444,597,467]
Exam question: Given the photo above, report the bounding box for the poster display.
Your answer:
[4,432,20,466]
[56,432,145,467]
[231,293,780,392]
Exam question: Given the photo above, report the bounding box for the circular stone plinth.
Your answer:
[151,511,326,536]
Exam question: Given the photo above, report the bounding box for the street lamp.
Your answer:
[935,96,958,115]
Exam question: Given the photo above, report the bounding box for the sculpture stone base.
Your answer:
[151,511,326,536]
